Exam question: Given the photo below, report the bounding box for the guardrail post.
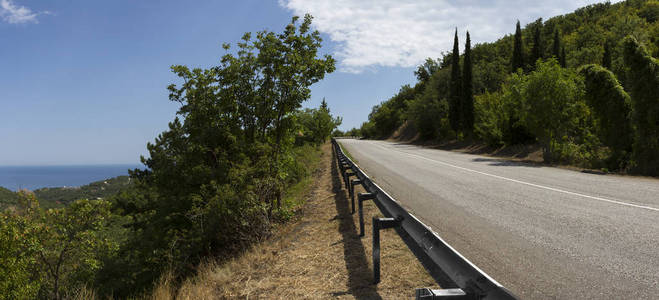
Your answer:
[345,172,356,190]
[373,216,403,284]
[350,179,362,214]
[358,192,376,237]
[415,288,468,299]
[340,161,350,185]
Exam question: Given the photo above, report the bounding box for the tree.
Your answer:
[622,36,659,175]
[531,20,544,66]
[33,199,115,299]
[114,14,336,294]
[296,100,342,145]
[462,31,474,133]
[602,41,612,69]
[560,46,567,68]
[552,29,561,59]
[519,59,585,162]
[407,68,451,140]
[449,28,462,132]
[512,20,525,72]
[579,64,633,169]
[0,192,115,300]
[0,203,41,300]
[414,58,440,84]
[367,85,416,138]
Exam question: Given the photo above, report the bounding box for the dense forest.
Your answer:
[347,0,659,175]
[0,15,341,299]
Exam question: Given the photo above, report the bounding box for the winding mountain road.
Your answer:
[338,139,659,300]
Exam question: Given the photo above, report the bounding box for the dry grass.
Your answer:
[159,143,435,299]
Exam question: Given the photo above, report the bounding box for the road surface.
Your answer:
[338,139,659,300]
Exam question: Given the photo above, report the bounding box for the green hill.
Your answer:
[358,0,659,174]
[0,186,18,208]
[33,176,132,208]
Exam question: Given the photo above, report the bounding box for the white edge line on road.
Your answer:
[365,141,659,212]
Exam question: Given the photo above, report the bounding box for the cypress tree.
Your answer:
[602,41,612,69]
[560,46,567,68]
[449,28,462,132]
[512,20,524,72]
[531,21,543,66]
[552,29,561,59]
[462,31,474,133]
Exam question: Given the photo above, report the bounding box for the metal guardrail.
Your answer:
[332,138,519,300]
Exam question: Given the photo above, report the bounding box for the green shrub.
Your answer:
[579,64,633,169]
[623,36,659,175]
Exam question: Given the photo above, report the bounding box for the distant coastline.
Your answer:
[0,164,141,191]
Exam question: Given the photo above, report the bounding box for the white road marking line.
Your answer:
[362,141,659,212]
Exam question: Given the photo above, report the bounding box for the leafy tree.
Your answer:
[32,199,115,299]
[560,46,567,68]
[0,191,115,300]
[519,59,585,162]
[512,20,525,72]
[407,65,453,140]
[579,64,633,169]
[296,99,342,145]
[449,29,462,132]
[111,14,336,295]
[414,58,440,84]
[0,208,41,299]
[359,121,376,138]
[474,90,506,146]
[367,85,417,138]
[462,31,474,133]
[345,127,361,137]
[623,36,659,175]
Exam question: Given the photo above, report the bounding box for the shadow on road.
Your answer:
[330,150,382,300]
[472,157,542,168]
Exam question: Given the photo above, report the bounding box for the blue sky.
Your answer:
[0,0,615,165]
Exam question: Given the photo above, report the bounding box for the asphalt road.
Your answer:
[338,139,659,300]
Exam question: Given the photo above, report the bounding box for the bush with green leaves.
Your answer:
[579,64,633,169]
[623,36,659,175]
[518,59,589,162]
[0,191,115,300]
[474,91,506,146]
[406,68,451,140]
[296,99,342,145]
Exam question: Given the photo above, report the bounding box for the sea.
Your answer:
[0,164,142,191]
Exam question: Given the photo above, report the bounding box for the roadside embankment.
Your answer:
[164,142,434,299]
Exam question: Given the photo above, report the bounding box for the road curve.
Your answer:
[338,139,659,300]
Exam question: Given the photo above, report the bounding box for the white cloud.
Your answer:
[279,0,620,73]
[0,0,48,24]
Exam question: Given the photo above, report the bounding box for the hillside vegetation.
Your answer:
[0,187,17,208]
[0,176,131,210]
[350,0,659,175]
[33,176,132,208]
[0,14,341,299]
